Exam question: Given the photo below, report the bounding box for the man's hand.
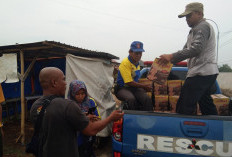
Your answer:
[82,110,124,136]
[109,110,124,122]
[143,84,152,92]
[158,54,173,66]
[126,81,152,92]
[87,114,100,122]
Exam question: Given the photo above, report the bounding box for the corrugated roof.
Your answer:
[0,40,119,60]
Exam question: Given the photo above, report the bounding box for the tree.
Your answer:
[218,64,232,72]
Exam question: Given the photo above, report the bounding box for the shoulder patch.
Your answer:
[36,106,42,115]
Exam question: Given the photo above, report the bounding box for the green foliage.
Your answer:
[218,64,232,72]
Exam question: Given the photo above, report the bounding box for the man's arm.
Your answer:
[159,23,210,65]
[82,110,124,136]
[171,24,210,63]
[126,81,152,92]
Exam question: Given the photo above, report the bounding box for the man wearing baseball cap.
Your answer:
[115,41,153,111]
[158,2,219,115]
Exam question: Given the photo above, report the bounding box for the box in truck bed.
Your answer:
[211,94,230,115]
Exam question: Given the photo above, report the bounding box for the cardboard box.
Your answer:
[140,79,168,96]
[154,95,169,112]
[197,94,230,115]
[168,80,182,96]
[211,94,230,116]
[139,79,153,98]
[154,81,168,95]
[147,58,173,85]
[169,96,179,113]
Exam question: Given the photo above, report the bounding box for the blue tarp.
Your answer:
[1,58,66,118]
[2,58,65,98]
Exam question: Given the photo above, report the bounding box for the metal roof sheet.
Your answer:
[0,40,119,60]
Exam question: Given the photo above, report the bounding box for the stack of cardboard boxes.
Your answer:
[146,58,173,112]
[153,81,168,112]
[168,80,182,113]
[140,78,230,115]
[141,58,230,115]
[154,80,182,112]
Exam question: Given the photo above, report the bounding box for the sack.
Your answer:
[25,135,39,156]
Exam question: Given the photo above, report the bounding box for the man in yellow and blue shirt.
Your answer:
[115,41,153,111]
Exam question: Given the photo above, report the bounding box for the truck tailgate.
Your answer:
[121,111,232,157]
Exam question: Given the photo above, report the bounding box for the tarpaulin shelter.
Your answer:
[65,54,117,137]
[0,41,119,144]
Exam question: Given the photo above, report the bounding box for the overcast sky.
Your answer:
[1,0,232,67]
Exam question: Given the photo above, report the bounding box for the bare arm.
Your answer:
[82,110,124,136]
[126,81,152,92]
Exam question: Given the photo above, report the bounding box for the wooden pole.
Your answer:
[17,50,25,144]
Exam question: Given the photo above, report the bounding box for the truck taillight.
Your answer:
[114,152,121,157]
[112,118,123,142]
[184,121,206,126]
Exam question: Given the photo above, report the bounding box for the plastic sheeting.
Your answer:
[0,53,18,83]
[65,54,116,137]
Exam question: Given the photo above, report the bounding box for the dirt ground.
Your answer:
[2,120,34,157]
[2,120,112,157]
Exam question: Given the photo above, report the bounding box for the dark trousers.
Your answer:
[78,136,96,157]
[116,87,153,111]
[0,130,2,157]
[176,74,218,115]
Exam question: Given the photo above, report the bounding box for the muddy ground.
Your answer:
[2,120,112,157]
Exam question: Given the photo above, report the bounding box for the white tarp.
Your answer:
[0,53,19,83]
[65,53,116,137]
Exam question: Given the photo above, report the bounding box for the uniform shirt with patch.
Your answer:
[117,56,140,87]
[89,97,101,118]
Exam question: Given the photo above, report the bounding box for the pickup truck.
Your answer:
[112,66,232,157]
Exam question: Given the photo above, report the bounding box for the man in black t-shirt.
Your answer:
[30,67,124,157]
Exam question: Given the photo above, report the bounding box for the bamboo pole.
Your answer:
[22,57,37,81]
[17,50,25,144]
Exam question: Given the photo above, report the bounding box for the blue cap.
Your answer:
[130,41,145,52]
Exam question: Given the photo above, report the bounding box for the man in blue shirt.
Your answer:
[115,41,153,111]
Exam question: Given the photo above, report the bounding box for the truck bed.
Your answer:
[113,110,232,157]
